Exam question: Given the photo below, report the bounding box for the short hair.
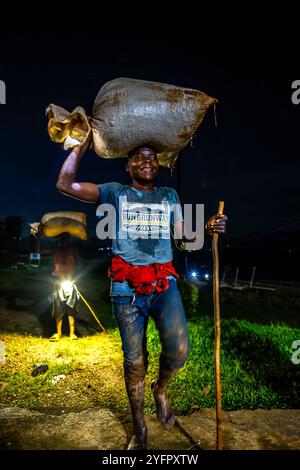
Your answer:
[128,145,158,160]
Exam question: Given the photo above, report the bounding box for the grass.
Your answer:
[0,332,126,410]
[168,318,300,413]
[1,318,299,414]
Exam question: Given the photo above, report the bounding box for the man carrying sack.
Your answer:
[55,143,226,450]
[51,78,227,450]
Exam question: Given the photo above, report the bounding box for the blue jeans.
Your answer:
[112,279,190,384]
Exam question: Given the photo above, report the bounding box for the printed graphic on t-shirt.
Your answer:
[120,196,170,238]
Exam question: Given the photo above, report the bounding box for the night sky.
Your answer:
[0,10,299,242]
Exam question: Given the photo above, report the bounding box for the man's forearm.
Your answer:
[56,146,99,203]
[56,146,82,193]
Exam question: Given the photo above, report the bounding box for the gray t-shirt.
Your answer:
[98,183,183,265]
[98,183,182,295]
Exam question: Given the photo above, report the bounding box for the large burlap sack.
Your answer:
[41,212,87,240]
[47,78,217,168]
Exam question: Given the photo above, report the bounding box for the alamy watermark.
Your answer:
[0,340,5,364]
[291,340,300,365]
[291,80,300,105]
[96,198,204,251]
[0,80,6,104]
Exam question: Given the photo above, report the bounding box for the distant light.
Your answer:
[204,273,209,280]
[191,271,197,279]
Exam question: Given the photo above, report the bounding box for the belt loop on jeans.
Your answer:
[131,295,136,305]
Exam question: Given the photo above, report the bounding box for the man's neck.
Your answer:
[131,179,155,192]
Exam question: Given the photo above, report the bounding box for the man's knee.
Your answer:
[124,355,148,385]
[177,339,190,366]
[163,337,190,370]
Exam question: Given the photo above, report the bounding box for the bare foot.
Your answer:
[151,380,175,429]
[49,333,61,342]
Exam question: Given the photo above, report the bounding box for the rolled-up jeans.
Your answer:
[112,279,190,385]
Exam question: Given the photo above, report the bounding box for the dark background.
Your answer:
[0,8,299,280]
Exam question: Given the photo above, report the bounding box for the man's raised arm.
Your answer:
[56,140,99,204]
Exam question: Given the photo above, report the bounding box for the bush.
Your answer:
[177,278,199,318]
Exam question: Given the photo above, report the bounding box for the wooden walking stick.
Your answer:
[212,200,224,450]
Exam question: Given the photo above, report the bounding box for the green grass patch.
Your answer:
[146,317,300,414]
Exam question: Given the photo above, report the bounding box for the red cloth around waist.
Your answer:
[108,255,179,295]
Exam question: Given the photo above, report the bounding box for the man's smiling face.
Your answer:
[126,146,159,183]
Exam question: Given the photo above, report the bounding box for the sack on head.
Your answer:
[47,77,217,168]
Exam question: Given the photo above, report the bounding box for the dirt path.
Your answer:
[0,407,299,450]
